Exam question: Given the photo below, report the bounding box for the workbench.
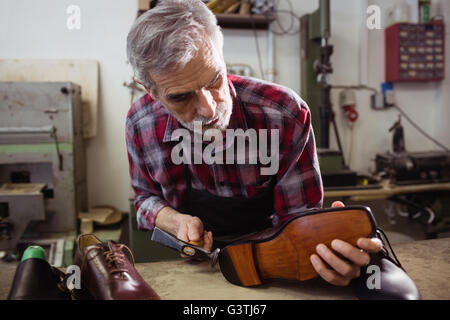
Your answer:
[324,181,450,240]
[324,181,450,202]
[0,237,449,300]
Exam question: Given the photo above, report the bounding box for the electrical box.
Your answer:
[385,23,445,82]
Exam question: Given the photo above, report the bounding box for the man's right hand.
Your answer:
[176,214,213,254]
[155,206,213,255]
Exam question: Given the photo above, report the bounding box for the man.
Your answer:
[126,0,382,287]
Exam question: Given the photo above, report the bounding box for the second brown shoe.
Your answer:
[73,234,160,300]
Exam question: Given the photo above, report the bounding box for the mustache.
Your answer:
[191,102,229,126]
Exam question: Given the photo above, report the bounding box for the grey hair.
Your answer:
[126,0,224,93]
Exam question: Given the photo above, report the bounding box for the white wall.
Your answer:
[0,0,137,212]
[0,0,448,213]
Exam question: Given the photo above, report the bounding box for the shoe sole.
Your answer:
[218,207,376,287]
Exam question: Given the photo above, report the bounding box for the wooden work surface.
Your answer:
[0,238,446,300]
[134,238,450,300]
[0,238,448,300]
[324,181,450,201]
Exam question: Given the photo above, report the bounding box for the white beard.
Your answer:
[175,92,233,135]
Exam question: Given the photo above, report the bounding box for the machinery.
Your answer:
[300,0,358,188]
[375,116,450,185]
[374,117,450,239]
[299,1,449,239]
[0,82,87,252]
[375,151,450,185]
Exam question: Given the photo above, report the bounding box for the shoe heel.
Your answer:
[219,243,262,287]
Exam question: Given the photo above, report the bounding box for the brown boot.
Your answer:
[73,234,160,300]
[219,205,421,300]
[218,206,376,286]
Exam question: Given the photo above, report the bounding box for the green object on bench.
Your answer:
[21,246,46,262]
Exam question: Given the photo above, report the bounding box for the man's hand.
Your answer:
[176,214,213,254]
[309,201,383,286]
[155,206,213,255]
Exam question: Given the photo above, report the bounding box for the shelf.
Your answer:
[215,13,275,29]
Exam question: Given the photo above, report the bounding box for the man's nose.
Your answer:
[196,88,216,119]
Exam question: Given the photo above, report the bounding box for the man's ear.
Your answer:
[134,76,155,99]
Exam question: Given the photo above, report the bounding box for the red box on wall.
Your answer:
[385,23,445,82]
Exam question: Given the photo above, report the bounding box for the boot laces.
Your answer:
[83,244,135,275]
[376,228,404,269]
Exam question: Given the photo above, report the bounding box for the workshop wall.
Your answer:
[354,0,450,173]
[0,0,448,214]
[223,0,362,113]
[223,0,365,171]
[0,0,138,213]
[225,0,449,174]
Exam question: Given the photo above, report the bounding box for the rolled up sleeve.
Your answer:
[125,118,169,230]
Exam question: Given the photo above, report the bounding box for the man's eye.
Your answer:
[169,93,192,102]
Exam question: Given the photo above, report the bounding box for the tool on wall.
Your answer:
[338,89,358,168]
[339,89,358,124]
[388,115,406,153]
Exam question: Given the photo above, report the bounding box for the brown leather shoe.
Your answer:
[218,206,377,287]
[73,234,160,300]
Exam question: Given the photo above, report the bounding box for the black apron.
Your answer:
[183,168,275,249]
[181,99,276,249]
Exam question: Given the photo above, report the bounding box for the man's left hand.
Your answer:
[309,201,383,286]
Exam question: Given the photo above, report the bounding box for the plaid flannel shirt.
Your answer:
[126,74,323,230]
